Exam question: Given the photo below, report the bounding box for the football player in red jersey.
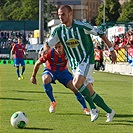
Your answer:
[10,38,26,80]
[30,42,90,114]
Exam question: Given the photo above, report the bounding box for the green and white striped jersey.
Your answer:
[47,20,104,70]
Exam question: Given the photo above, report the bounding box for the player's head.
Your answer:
[58,5,73,25]
[53,42,64,55]
[18,38,22,44]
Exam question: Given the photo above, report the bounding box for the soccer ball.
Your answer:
[10,111,28,128]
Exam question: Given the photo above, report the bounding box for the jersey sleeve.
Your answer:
[46,28,60,47]
[83,23,104,37]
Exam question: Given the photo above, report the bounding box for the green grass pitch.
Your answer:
[0,64,132,133]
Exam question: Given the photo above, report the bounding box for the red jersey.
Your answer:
[12,43,26,58]
[39,48,68,72]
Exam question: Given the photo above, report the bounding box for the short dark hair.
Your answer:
[58,5,72,12]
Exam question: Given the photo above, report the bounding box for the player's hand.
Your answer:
[30,77,37,84]
[23,54,27,59]
[109,51,117,64]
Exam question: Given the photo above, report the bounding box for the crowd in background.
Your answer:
[1,29,133,49]
[112,30,133,50]
[93,29,133,70]
[0,29,133,69]
[0,31,33,49]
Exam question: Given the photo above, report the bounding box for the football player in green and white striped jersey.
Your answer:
[44,5,116,122]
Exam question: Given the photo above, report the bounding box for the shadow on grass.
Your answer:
[53,91,73,94]
[0,97,35,101]
[55,112,85,116]
[23,127,53,131]
[11,90,73,95]
[56,113,133,126]
[11,90,44,94]
[98,122,133,126]
[98,114,133,126]
[115,114,133,118]
[114,120,133,123]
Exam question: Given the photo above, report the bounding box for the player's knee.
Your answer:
[42,78,50,84]
[73,82,82,89]
[42,74,51,84]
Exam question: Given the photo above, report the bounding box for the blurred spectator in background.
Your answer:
[94,45,105,71]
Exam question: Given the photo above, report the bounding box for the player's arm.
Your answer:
[42,28,60,56]
[10,49,13,59]
[10,46,15,59]
[44,27,60,48]
[41,42,51,58]
[44,42,50,52]
[23,50,26,59]
[101,34,117,64]
[23,46,26,58]
[23,50,26,56]
[84,23,116,64]
[38,47,43,58]
[30,60,42,84]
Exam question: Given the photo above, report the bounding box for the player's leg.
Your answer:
[57,70,90,115]
[16,66,20,80]
[73,63,98,122]
[20,58,25,79]
[42,70,56,113]
[72,63,98,122]
[67,80,90,115]
[87,83,112,113]
[21,65,25,75]
[14,58,20,80]
[87,83,115,122]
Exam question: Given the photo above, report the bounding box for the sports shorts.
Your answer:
[42,68,73,87]
[72,63,94,85]
[14,58,25,67]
